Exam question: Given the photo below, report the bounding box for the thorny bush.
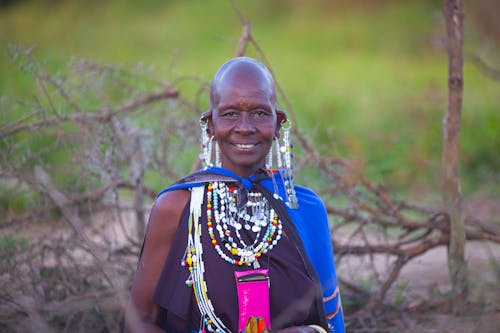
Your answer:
[0,46,498,333]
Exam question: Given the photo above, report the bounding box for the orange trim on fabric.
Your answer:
[326,299,341,319]
[322,285,339,303]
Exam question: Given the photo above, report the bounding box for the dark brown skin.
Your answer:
[124,58,322,333]
[124,189,190,333]
[206,58,286,178]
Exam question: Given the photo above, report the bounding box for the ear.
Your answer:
[275,109,288,138]
[201,110,214,136]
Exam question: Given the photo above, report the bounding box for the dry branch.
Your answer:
[466,52,500,81]
[0,89,178,138]
[442,0,467,314]
[1,16,499,332]
[226,4,500,318]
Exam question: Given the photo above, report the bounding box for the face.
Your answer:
[208,65,284,177]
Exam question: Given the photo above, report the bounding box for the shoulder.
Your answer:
[146,189,191,236]
[126,190,191,329]
[291,184,330,233]
[294,184,321,198]
[155,188,191,213]
[294,184,326,210]
[151,189,191,220]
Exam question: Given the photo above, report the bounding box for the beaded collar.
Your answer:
[207,181,282,267]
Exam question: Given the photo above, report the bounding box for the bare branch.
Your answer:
[0,89,178,138]
[466,52,500,81]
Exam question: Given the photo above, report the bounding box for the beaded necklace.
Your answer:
[182,182,283,333]
[208,181,282,267]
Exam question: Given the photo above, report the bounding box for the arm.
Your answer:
[124,189,191,333]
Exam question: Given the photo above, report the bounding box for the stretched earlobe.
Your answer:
[200,111,212,123]
[276,109,287,125]
[200,111,214,136]
[275,109,288,138]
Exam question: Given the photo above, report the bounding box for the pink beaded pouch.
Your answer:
[234,269,271,332]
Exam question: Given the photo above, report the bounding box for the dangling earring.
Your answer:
[266,140,274,170]
[199,118,213,168]
[276,136,283,169]
[215,138,221,167]
[280,121,298,209]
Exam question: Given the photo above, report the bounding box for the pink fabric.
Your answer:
[234,269,271,332]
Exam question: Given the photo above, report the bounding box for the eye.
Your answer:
[253,109,272,117]
[220,110,239,118]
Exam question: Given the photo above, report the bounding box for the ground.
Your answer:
[395,241,499,333]
[337,188,500,333]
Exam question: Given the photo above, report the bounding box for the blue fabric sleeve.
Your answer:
[289,186,344,333]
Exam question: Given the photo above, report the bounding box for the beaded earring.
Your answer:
[265,137,284,171]
[199,118,212,168]
[266,121,298,208]
[199,117,222,168]
[266,141,273,170]
[280,121,298,208]
[215,138,221,167]
[276,136,283,169]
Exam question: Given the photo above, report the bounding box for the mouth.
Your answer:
[232,143,258,149]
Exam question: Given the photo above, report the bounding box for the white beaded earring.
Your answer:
[266,140,274,170]
[276,136,283,169]
[200,118,214,168]
[280,121,298,208]
[214,138,221,167]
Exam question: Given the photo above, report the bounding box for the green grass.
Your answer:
[1,0,498,196]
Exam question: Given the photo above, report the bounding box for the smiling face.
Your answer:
[207,58,285,177]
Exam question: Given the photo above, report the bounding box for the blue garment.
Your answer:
[158,167,345,333]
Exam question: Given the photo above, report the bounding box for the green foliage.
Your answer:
[0,234,27,254]
[1,0,498,195]
[394,280,409,309]
[0,234,28,268]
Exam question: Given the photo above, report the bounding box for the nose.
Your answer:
[235,113,256,134]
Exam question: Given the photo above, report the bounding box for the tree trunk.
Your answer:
[441,0,468,315]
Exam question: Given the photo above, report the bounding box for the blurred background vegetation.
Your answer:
[0,2,499,331]
[1,0,499,199]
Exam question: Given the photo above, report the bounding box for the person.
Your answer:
[124,57,344,333]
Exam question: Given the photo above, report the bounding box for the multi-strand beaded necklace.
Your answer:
[182,182,283,333]
[208,181,282,267]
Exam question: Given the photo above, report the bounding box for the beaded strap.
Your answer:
[184,186,231,333]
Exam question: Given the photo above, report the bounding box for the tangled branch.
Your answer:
[0,25,498,332]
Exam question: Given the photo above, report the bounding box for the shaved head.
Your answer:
[202,57,287,177]
[210,57,277,110]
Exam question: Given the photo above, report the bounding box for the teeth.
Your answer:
[235,144,254,148]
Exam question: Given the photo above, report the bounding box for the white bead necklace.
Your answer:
[184,186,231,333]
[208,181,282,267]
